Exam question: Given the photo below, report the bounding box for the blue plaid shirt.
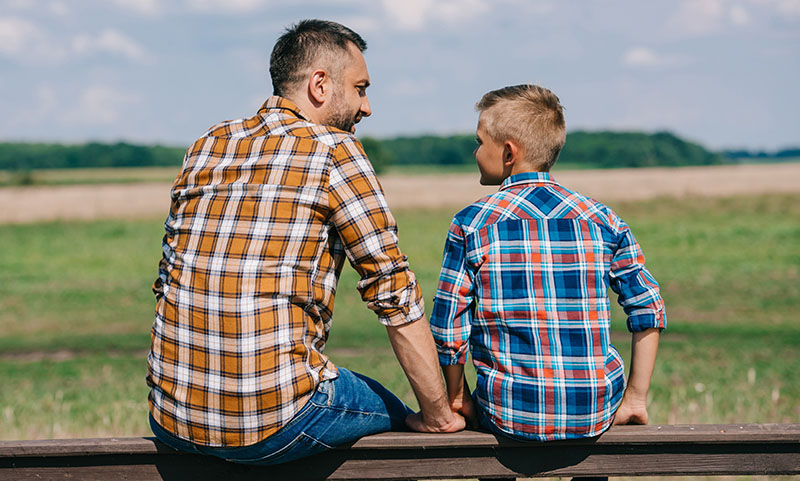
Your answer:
[431,172,666,441]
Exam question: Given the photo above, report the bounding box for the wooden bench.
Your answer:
[1,424,798,480]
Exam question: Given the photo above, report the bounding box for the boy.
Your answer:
[429,85,666,442]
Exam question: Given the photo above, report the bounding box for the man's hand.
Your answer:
[386,319,467,434]
[405,411,465,433]
[613,391,649,425]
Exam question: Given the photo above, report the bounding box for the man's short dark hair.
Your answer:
[270,19,367,97]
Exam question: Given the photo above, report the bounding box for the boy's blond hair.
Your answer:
[476,85,566,172]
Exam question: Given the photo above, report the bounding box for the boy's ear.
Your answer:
[503,140,521,168]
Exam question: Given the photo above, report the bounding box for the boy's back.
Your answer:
[430,84,665,442]
[431,171,665,440]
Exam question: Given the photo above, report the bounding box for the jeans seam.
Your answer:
[227,431,304,463]
[320,405,393,418]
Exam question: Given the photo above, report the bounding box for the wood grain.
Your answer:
[1,424,798,480]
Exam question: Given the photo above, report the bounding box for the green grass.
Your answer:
[0,167,179,187]
[0,194,798,442]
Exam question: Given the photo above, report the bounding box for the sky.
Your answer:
[1,0,798,151]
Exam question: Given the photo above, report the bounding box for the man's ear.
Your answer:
[307,69,330,106]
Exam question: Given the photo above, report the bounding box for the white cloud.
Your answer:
[71,29,148,62]
[0,16,66,61]
[0,16,39,57]
[751,0,800,16]
[63,85,142,125]
[623,47,660,67]
[380,0,491,31]
[622,47,679,68]
[667,0,764,36]
[0,18,147,63]
[185,0,268,13]
[48,1,70,16]
[776,0,800,15]
[3,0,35,9]
[729,5,750,25]
[668,0,726,36]
[113,0,162,16]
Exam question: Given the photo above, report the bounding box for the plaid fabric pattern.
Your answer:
[431,172,666,441]
[147,96,424,447]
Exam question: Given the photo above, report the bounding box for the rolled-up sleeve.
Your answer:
[609,223,667,332]
[430,220,474,365]
[328,137,424,327]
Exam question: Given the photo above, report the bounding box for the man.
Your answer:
[146,19,463,466]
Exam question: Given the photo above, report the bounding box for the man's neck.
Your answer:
[281,92,325,125]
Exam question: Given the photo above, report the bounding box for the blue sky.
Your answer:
[1,0,798,150]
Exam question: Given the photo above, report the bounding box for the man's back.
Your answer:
[148,96,424,447]
[431,171,666,441]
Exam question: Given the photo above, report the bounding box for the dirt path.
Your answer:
[1,163,798,224]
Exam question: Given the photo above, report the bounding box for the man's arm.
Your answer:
[614,327,660,425]
[388,320,465,432]
[327,138,462,432]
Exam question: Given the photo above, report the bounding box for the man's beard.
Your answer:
[324,90,359,133]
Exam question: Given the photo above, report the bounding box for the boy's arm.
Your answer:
[614,327,660,425]
[607,220,666,425]
[442,364,477,425]
[426,217,478,425]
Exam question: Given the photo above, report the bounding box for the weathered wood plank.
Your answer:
[1,446,799,480]
[1,424,798,480]
[2,424,798,458]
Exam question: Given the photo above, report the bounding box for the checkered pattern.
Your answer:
[431,172,666,441]
[147,97,424,447]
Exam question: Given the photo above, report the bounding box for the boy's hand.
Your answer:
[405,410,466,433]
[450,385,478,428]
[613,392,649,425]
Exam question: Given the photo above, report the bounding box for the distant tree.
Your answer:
[0,142,185,170]
[558,131,722,168]
[4,133,791,172]
[359,137,391,174]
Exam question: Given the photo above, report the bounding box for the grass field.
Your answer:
[1,193,798,450]
[0,166,181,187]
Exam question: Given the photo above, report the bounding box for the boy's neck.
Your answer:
[508,163,548,178]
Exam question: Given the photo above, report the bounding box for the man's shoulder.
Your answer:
[198,113,356,150]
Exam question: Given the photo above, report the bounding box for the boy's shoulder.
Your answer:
[452,180,627,236]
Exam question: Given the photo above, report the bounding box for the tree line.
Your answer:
[1,132,796,174]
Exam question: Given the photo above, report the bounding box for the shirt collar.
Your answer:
[257,96,313,122]
[499,171,556,191]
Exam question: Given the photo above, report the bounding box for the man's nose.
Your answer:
[360,97,372,117]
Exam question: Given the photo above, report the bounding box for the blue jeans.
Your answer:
[149,368,413,465]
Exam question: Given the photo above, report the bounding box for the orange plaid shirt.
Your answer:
[147,96,424,447]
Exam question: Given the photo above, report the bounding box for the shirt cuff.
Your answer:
[627,312,667,332]
[374,283,426,327]
[436,342,469,366]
